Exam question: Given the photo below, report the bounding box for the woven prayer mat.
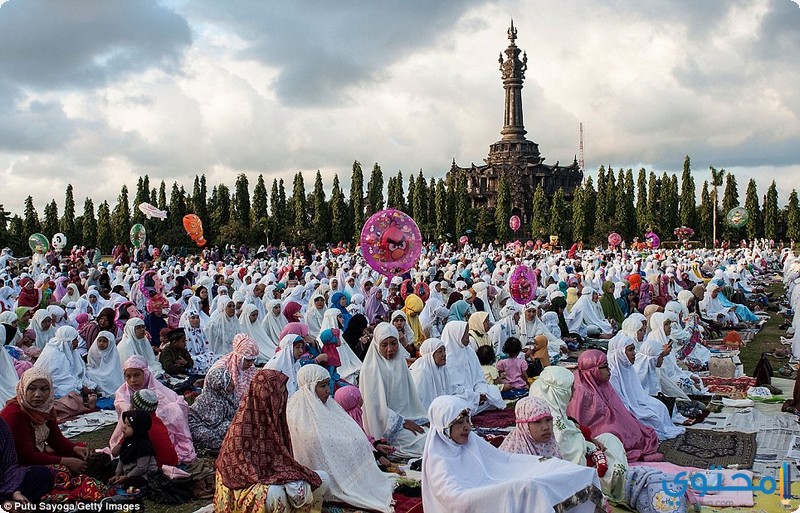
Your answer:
[658,428,757,469]
[471,406,516,429]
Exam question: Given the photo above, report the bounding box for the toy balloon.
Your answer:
[525,240,534,249]
[509,215,521,233]
[607,232,622,247]
[359,209,422,276]
[28,233,49,254]
[726,206,749,228]
[509,264,537,305]
[459,235,469,245]
[182,214,207,247]
[645,230,661,248]
[51,233,67,251]
[138,202,167,220]
[129,224,146,248]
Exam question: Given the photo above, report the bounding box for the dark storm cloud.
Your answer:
[0,0,191,90]
[187,0,486,105]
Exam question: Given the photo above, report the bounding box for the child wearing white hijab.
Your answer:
[86,330,124,396]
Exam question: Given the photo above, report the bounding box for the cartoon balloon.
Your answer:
[509,215,521,233]
[608,232,622,247]
[525,240,534,249]
[138,202,168,220]
[183,214,207,247]
[509,264,538,305]
[129,224,146,248]
[51,233,67,252]
[28,233,49,254]
[726,206,749,228]
[459,235,469,245]
[645,230,661,248]
[359,209,422,276]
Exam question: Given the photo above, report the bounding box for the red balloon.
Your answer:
[509,215,521,232]
[183,214,206,247]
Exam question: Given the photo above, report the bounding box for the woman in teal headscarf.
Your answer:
[448,300,471,322]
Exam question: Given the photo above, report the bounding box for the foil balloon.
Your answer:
[359,208,422,276]
[726,206,749,228]
[509,215,521,233]
[51,233,67,252]
[525,240,534,249]
[28,233,49,254]
[182,214,207,247]
[645,230,661,248]
[138,202,167,220]
[459,235,469,245]
[509,264,537,305]
[607,232,622,247]
[129,224,146,248]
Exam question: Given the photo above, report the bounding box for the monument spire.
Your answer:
[498,19,528,141]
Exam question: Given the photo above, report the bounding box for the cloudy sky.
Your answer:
[1,0,799,214]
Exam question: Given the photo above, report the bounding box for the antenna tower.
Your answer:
[579,122,585,172]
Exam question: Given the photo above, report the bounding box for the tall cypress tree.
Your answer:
[407,174,416,219]
[764,181,779,241]
[787,190,800,242]
[252,174,269,226]
[269,179,283,242]
[23,196,41,236]
[605,168,617,224]
[455,172,471,236]
[60,185,77,244]
[330,174,347,243]
[0,205,9,249]
[549,189,566,244]
[495,175,512,241]
[394,171,406,211]
[42,200,59,236]
[595,166,607,229]
[435,179,447,240]
[474,207,491,244]
[616,169,635,239]
[414,171,428,233]
[659,173,679,234]
[635,168,648,233]
[82,198,97,248]
[583,176,596,239]
[234,174,251,229]
[646,172,660,230]
[311,170,329,242]
[699,181,713,246]
[350,161,364,239]
[158,181,167,210]
[571,181,587,242]
[111,185,131,245]
[291,172,307,237]
[427,178,437,240]
[679,156,697,229]
[132,176,148,225]
[721,174,740,241]
[744,179,761,240]
[97,201,113,252]
[530,184,548,239]
[366,163,384,215]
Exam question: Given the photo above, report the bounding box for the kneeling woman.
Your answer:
[422,395,606,513]
[359,322,429,458]
[287,365,393,513]
[215,369,329,513]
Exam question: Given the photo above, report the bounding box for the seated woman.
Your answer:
[117,318,164,378]
[30,309,56,349]
[566,350,662,463]
[206,297,238,356]
[410,338,455,409]
[238,304,276,364]
[567,288,613,338]
[182,308,219,375]
[209,333,259,403]
[0,368,111,502]
[441,321,505,414]
[0,415,55,503]
[287,365,393,513]
[262,299,288,353]
[1,324,20,403]
[110,356,196,464]
[33,326,97,420]
[359,322,429,458]
[606,334,685,441]
[86,331,123,397]
[265,334,308,396]
[529,366,634,500]
[422,395,606,513]
[639,313,706,397]
[214,369,329,513]
[188,366,237,452]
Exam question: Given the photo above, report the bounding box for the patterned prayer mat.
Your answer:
[658,428,757,469]
[702,376,756,399]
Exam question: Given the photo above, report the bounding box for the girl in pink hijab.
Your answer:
[566,350,662,462]
[334,385,395,469]
[499,397,562,458]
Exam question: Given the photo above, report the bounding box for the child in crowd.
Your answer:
[476,345,511,394]
[131,390,179,468]
[334,385,396,470]
[319,328,342,394]
[18,329,41,362]
[111,410,158,488]
[496,337,530,398]
[159,328,193,376]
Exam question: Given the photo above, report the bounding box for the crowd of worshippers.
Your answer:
[0,239,781,512]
